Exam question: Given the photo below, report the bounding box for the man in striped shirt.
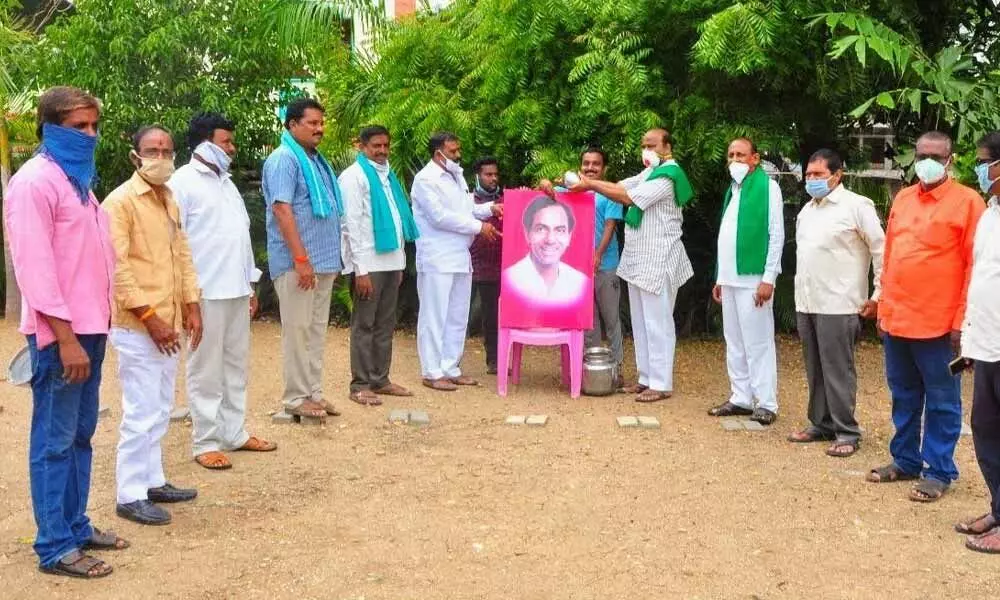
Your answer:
[563,128,693,402]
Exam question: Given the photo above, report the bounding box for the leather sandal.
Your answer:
[40,550,112,579]
[372,383,414,397]
[237,436,277,452]
[287,400,327,419]
[82,527,130,551]
[423,378,458,391]
[195,451,233,469]
[448,375,479,386]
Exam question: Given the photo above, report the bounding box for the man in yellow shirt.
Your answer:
[104,125,203,526]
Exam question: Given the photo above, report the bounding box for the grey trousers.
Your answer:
[797,312,862,442]
[585,270,624,366]
[350,271,400,393]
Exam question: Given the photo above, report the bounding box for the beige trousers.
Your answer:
[274,271,336,408]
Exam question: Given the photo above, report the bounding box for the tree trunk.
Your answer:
[0,114,22,321]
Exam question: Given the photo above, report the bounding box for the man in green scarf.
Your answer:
[708,137,785,426]
[557,128,694,403]
[339,125,419,405]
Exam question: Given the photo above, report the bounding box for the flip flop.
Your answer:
[955,513,997,535]
[825,441,858,458]
[195,451,233,470]
[372,383,414,397]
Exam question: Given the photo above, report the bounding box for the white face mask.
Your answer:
[194,141,232,173]
[729,161,750,184]
[436,150,463,176]
[642,148,661,168]
[914,158,948,185]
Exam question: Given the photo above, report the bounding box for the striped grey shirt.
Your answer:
[616,167,693,296]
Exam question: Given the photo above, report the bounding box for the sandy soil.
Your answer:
[1,321,998,600]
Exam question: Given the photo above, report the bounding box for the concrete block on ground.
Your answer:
[637,416,660,429]
[408,410,430,426]
[721,419,744,431]
[388,409,409,423]
[505,415,527,425]
[617,416,639,428]
[526,415,548,427]
[294,414,325,426]
[742,420,766,431]
[169,407,190,422]
[271,410,294,424]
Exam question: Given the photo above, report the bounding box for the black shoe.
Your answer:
[750,408,778,426]
[148,483,198,503]
[116,500,171,525]
[707,401,754,417]
[486,363,498,375]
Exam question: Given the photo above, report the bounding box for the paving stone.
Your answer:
[721,419,744,431]
[617,416,639,428]
[637,416,660,429]
[271,410,294,424]
[408,410,431,426]
[505,415,527,425]
[742,420,766,431]
[961,423,973,436]
[169,407,190,422]
[388,409,409,423]
[294,414,325,426]
[526,415,548,427]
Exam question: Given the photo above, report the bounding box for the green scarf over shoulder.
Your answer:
[720,165,770,275]
[624,160,694,228]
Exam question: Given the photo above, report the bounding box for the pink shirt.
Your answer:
[5,155,115,348]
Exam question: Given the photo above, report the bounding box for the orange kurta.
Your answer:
[879,178,985,339]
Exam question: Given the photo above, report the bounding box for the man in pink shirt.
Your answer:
[4,87,124,579]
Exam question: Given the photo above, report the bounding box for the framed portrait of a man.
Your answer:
[499,189,595,329]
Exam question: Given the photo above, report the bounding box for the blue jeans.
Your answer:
[27,334,106,567]
[883,334,962,484]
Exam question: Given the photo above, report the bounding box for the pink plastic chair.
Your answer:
[496,327,584,398]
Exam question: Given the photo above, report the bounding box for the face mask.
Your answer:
[194,141,232,173]
[642,149,661,168]
[805,176,835,199]
[131,151,176,185]
[729,161,750,184]
[976,161,999,195]
[914,158,947,185]
[436,150,462,176]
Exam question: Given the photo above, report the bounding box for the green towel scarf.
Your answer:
[719,165,770,275]
[355,153,420,253]
[624,160,694,228]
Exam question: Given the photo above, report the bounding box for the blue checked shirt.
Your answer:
[262,145,343,278]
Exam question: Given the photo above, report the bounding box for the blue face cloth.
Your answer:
[39,123,98,203]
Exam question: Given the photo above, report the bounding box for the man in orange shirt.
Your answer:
[867,131,985,503]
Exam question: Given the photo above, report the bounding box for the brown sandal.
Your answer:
[40,550,112,579]
[619,383,647,394]
[82,527,130,550]
[349,390,380,406]
[287,400,327,419]
[956,513,996,535]
[195,451,233,469]
[636,389,671,403]
[825,441,858,458]
[237,436,277,452]
[372,383,414,397]
[423,378,458,392]
[448,375,479,386]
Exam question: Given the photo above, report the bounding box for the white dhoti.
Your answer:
[416,272,472,380]
[628,282,678,392]
[112,327,178,504]
[721,285,778,413]
[186,297,251,456]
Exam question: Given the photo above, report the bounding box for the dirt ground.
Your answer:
[1,321,999,599]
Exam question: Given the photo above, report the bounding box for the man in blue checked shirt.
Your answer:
[262,97,344,421]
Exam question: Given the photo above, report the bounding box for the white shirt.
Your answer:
[502,255,588,306]
[338,160,405,276]
[411,161,493,274]
[716,176,784,288]
[962,198,1000,361]
[169,160,260,300]
[794,184,885,314]
[617,164,693,295]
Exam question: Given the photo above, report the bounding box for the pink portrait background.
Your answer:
[499,188,595,329]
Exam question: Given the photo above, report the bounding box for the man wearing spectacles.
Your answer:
[103,125,203,526]
[867,131,985,505]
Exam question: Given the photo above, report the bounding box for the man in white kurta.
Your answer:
[411,132,501,391]
[709,138,785,425]
[168,113,275,470]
